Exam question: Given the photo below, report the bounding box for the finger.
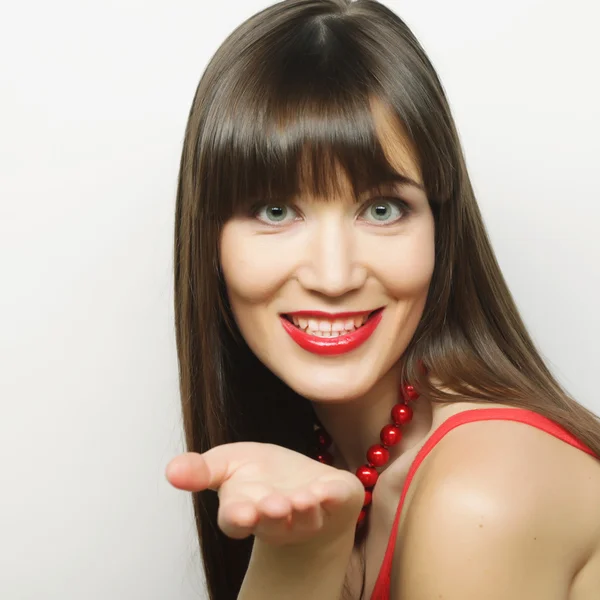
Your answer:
[315,478,361,517]
[165,446,242,492]
[218,498,260,540]
[289,490,323,533]
[165,453,214,491]
[252,490,322,545]
[217,481,276,539]
[257,491,293,521]
[253,492,294,540]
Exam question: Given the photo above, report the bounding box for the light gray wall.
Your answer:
[1,1,598,598]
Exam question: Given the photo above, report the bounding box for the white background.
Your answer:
[1,1,598,598]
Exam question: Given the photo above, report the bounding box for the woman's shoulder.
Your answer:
[418,401,600,532]
[425,401,600,476]
[394,401,600,598]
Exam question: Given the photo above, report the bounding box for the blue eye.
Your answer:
[255,204,298,225]
[360,199,408,225]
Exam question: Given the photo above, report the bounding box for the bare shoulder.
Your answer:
[393,412,600,600]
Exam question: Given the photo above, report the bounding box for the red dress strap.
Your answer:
[369,407,598,599]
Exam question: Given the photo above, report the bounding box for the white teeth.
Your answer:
[307,330,345,338]
[288,313,373,336]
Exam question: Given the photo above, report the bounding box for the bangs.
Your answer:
[194,8,455,224]
[207,90,416,219]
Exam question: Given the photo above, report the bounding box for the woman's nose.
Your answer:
[296,219,367,297]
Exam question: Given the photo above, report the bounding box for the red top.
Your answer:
[369,407,599,600]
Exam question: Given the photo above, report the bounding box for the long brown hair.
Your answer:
[172,1,600,598]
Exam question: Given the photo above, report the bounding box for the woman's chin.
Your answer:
[284,371,377,404]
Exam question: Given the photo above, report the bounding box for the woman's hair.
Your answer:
[173,1,600,598]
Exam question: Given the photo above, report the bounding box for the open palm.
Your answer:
[166,441,364,546]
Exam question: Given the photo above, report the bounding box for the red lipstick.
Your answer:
[280,308,384,356]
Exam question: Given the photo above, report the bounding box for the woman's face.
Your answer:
[219,113,435,403]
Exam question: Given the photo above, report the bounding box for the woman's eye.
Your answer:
[255,204,298,225]
[360,199,408,225]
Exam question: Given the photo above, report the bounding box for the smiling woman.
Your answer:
[220,104,435,398]
[167,1,600,600]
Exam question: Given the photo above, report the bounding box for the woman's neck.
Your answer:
[310,367,434,475]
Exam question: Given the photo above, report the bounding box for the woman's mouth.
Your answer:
[279,308,384,356]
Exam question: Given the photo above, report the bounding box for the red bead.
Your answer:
[356,465,379,487]
[367,444,390,467]
[392,403,413,426]
[316,450,333,465]
[402,383,420,402]
[380,424,402,447]
[310,379,421,529]
[315,428,332,448]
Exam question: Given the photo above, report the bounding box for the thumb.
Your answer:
[165,447,233,492]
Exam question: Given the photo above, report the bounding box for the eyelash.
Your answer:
[250,198,412,227]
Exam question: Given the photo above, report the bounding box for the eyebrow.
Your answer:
[360,174,425,198]
[386,173,425,191]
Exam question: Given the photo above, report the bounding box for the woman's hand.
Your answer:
[165,442,364,547]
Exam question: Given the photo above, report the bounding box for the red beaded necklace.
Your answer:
[312,380,421,530]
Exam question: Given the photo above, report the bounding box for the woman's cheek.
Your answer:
[220,226,294,304]
[366,237,435,297]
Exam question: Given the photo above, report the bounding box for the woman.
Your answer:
[165,1,600,598]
